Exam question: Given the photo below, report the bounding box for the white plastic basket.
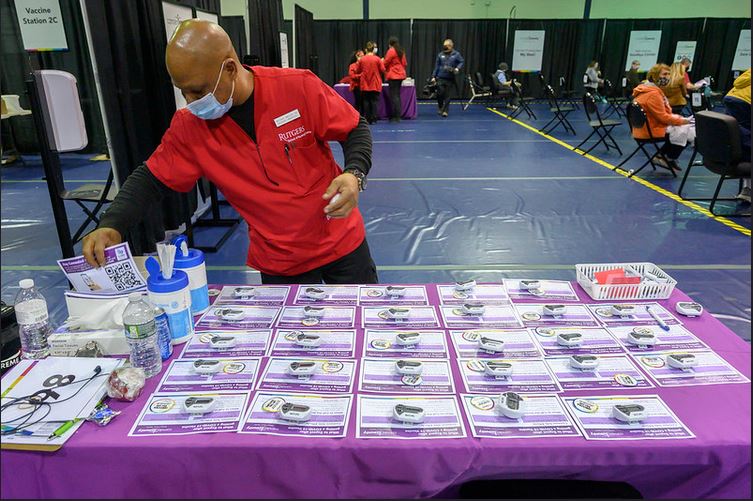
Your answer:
[576,262,677,301]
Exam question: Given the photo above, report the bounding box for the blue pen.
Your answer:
[646,305,670,331]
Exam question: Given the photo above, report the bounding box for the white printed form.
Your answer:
[503,279,579,302]
[357,395,466,439]
[532,326,624,356]
[437,284,510,305]
[358,285,429,306]
[457,358,562,393]
[195,305,280,331]
[156,358,260,393]
[449,329,543,359]
[293,285,359,305]
[359,358,455,394]
[269,329,356,358]
[514,304,600,328]
[257,358,356,394]
[632,350,750,387]
[240,392,352,438]
[362,306,441,329]
[179,330,272,358]
[440,304,523,329]
[544,355,654,391]
[363,329,449,358]
[461,393,582,439]
[213,285,290,306]
[608,324,707,353]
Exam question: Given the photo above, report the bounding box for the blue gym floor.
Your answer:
[1,101,750,341]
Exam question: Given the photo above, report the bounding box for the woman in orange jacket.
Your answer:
[348,50,364,116]
[632,63,691,171]
[383,37,408,122]
[357,41,386,124]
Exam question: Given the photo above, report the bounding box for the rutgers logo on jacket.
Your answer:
[145,66,365,276]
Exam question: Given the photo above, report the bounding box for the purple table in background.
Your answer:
[334,83,418,120]
[1,284,750,499]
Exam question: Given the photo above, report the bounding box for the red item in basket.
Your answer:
[594,268,642,285]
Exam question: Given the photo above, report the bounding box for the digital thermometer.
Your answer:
[303,306,325,318]
[461,303,485,316]
[543,304,567,316]
[627,330,657,347]
[287,361,317,377]
[233,287,256,298]
[395,332,421,346]
[385,286,407,298]
[557,332,583,347]
[183,396,216,414]
[393,404,425,423]
[216,308,245,321]
[519,280,541,291]
[192,359,223,374]
[675,302,703,317]
[303,287,327,300]
[478,336,505,353]
[569,354,599,371]
[279,403,312,422]
[612,403,646,423]
[498,391,526,419]
[611,304,637,317]
[484,361,513,378]
[209,335,236,350]
[383,307,411,320]
[667,353,698,370]
[295,332,322,348]
[454,280,476,291]
[395,359,423,375]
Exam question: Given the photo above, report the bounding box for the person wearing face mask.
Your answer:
[632,63,692,171]
[431,39,464,117]
[358,41,386,124]
[82,20,377,285]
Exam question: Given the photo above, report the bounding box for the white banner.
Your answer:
[732,29,751,71]
[280,32,289,68]
[512,30,546,72]
[162,1,194,109]
[195,9,218,23]
[625,31,662,71]
[674,41,696,71]
[14,0,68,51]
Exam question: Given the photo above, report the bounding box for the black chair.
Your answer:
[463,73,493,110]
[507,79,537,120]
[540,84,576,135]
[558,76,580,110]
[615,102,676,178]
[574,92,623,155]
[677,111,751,216]
[601,79,626,119]
[60,168,118,243]
[489,72,513,108]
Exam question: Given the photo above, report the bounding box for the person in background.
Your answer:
[431,39,464,117]
[492,62,519,109]
[625,60,643,97]
[383,37,407,123]
[632,63,691,172]
[585,61,605,101]
[680,57,699,92]
[357,41,385,124]
[348,50,364,116]
[663,62,688,114]
[723,68,751,202]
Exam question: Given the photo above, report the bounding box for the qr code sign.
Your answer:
[105,262,143,291]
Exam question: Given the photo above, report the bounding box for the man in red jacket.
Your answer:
[357,41,386,124]
[82,20,377,284]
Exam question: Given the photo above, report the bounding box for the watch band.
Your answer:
[344,168,366,191]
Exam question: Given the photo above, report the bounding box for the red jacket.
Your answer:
[348,62,360,92]
[631,83,686,140]
[383,47,407,80]
[147,66,364,276]
[357,53,385,92]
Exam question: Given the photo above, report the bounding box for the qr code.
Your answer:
[105,262,143,291]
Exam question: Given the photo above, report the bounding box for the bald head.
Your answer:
[166,19,250,106]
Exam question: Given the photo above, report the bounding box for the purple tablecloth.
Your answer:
[1,284,750,499]
[334,83,418,120]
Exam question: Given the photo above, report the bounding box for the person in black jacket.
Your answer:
[430,39,465,117]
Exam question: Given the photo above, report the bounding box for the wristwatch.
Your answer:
[344,168,367,192]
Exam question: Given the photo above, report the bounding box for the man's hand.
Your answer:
[82,227,123,267]
[322,173,359,219]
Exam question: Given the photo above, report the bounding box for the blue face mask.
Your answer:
[186,60,235,120]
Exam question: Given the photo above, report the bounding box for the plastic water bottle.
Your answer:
[14,279,52,359]
[122,293,163,378]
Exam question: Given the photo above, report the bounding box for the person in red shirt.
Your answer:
[82,19,377,285]
[383,37,407,123]
[348,50,364,116]
[357,41,386,124]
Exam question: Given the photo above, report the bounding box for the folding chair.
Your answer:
[507,79,537,120]
[558,76,580,110]
[463,73,493,110]
[615,102,677,178]
[601,80,626,119]
[539,85,576,135]
[489,73,513,109]
[60,167,119,243]
[574,92,623,155]
[677,111,750,216]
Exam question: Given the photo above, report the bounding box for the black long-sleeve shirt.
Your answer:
[98,94,372,237]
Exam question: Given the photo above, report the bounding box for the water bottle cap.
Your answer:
[128,292,143,302]
[19,279,34,289]
[172,235,205,268]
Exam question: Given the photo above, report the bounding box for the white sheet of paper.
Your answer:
[356,395,466,439]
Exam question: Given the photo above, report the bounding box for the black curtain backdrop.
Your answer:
[294,5,316,71]
[410,19,508,98]
[695,18,751,91]
[571,19,605,95]
[220,16,248,60]
[312,19,410,85]
[0,0,106,153]
[82,0,220,255]
[248,0,282,65]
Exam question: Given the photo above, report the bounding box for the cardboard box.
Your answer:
[48,326,130,357]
